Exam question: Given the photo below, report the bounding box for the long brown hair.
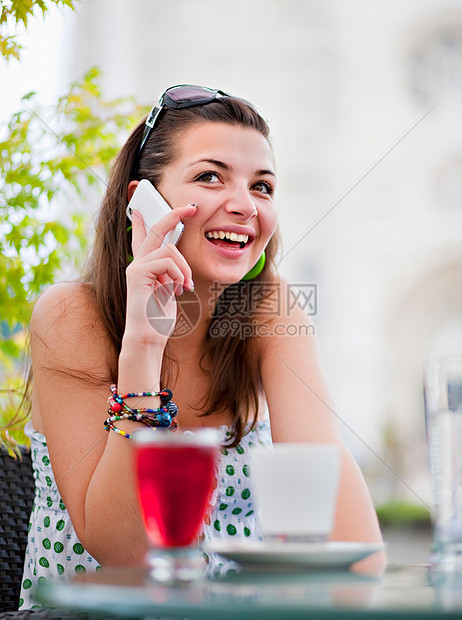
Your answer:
[84,95,281,446]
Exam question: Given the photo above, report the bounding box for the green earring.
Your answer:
[241,251,266,281]
[126,225,134,263]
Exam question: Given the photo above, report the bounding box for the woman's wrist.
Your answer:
[120,331,165,358]
[118,338,164,394]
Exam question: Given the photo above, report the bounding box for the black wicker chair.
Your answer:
[0,446,115,619]
[0,445,35,613]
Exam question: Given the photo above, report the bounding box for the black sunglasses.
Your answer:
[137,84,230,160]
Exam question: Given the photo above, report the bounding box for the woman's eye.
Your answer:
[196,171,220,183]
[252,181,273,195]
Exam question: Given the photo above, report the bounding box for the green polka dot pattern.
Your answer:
[20,417,273,608]
[73,543,84,555]
[201,420,273,579]
[19,424,103,610]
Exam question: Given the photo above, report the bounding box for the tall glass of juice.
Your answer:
[132,428,220,582]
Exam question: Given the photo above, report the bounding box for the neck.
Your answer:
[171,278,236,353]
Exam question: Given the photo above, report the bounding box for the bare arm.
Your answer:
[258,280,383,545]
[31,283,161,565]
[33,206,196,566]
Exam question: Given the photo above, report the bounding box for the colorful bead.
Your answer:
[157,412,172,427]
[108,398,123,413]
[159,389,173,404]
[165,401,178,418]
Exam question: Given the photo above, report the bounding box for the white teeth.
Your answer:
[206,230,250,244]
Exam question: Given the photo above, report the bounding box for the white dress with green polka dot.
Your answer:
[199,420,273,578]
[19,422,103,609]
[19,418,272,609]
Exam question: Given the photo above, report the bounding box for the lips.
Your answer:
[204,228,255,249]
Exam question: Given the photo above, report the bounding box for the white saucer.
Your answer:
[204,540,385,569]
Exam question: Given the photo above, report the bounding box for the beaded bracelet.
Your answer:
[108,384,173,414]
[104,384,178,439]
[104,412,178,439]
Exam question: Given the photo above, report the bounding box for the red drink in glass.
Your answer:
[132,428,220,582]
[136,442,218,547]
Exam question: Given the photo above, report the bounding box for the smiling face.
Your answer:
[157,122,278,288]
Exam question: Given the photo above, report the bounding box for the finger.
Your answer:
[153,279,176,305]
[130,256,187,291]
[152,259,185,296]
[163,244,194,291]
[136,242,194,292]
[131,210,146,258]
[139,204,197,253]
[157,273,183,297]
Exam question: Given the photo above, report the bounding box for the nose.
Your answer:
[224,186,257,220]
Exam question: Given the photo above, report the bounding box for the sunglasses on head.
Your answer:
[136,84,267,166]
[137,84,230,159]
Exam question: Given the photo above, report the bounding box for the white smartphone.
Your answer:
[126,179,184,246]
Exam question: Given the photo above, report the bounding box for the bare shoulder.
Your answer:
[32,281,97,326]
[255,276,315,320]
[31,281,114,375]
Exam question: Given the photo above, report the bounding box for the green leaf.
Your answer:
[0,63,145,440]
[22,90,37,101]
[0,0,79,62]
[0,34,21,60]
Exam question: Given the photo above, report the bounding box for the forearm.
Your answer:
[332,447,387,574]
[331,445,383,543]
[81,341,164,566]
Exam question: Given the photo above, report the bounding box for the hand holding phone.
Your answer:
[126,179,184,246]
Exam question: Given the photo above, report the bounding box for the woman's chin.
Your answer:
[193,268,247,290]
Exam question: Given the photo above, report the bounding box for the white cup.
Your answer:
[251,444,340,542]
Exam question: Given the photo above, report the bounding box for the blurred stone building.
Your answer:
[61,0,462,506]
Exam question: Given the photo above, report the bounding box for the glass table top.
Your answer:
[36,563,462,619]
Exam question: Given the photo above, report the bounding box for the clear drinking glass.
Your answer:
[425,356,462,572]
[132,428,220,582]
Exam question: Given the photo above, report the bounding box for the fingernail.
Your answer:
[190,280,195,292]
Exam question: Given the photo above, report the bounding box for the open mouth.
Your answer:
[205,230,253,250]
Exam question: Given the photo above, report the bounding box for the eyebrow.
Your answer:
[188,158,276,178]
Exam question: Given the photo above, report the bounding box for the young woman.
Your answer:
[20,85,383,609]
